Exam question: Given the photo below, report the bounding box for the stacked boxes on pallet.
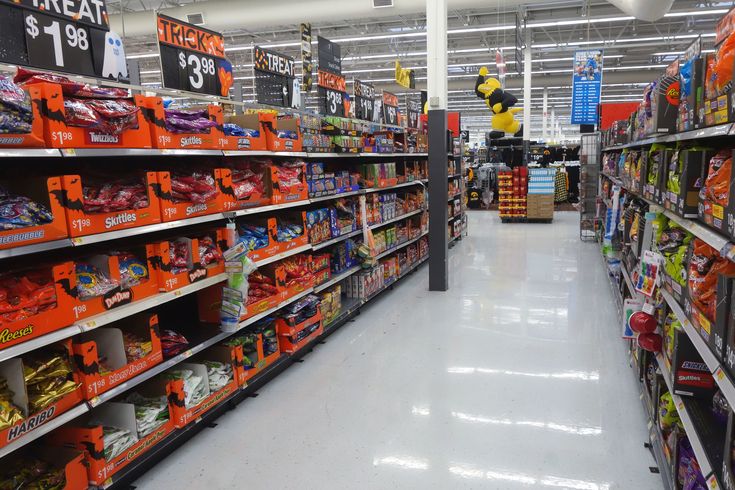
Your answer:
[527,168,555,221]
[498,168,527,219]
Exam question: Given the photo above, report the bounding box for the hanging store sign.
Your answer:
[407,99,421,129]
[300,23,313,92]
[0,0,129,80]
[317,36,345,117]
[382,91,400,126]
[254,46,299,108]
[157,13,233,96]
[354,80,375,121]
[571,49,603,125]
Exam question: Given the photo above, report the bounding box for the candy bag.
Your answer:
[75,262,119,300]
[700,150,732,206]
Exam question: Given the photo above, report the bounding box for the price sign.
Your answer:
[383,91,400,126]
[317,69,346,117]
[317,36,341,76]
[254,46,298,108]
[319,87,344,116]
[407,99,421,129]
[354,80,375,121]
[0,0,127,80]
[157,13,233,96]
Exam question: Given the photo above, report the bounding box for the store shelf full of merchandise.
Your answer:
[0,69,437,488]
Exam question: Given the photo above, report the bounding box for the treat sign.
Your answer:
[156,13,233,96]
[317,36,345,117]
[254,46,299,108]
[382,91,400,126]
[407,99,421,129]
[0,0,130,80]
[354,80,375,121]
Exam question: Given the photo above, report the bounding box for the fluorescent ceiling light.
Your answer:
[127,53,159,59]
[527,15,633,29]
[664,9,729,17]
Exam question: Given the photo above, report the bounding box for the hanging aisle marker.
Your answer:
[156,13,233,96]
[0,0,129,80]
[407,99,421,129]
[382,91,400,126]
[254,46,299,108]
[317,36,345,117]
[300,23,313,93]
[571,49,603,125]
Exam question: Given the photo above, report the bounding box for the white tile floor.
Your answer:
[135,211,662,489]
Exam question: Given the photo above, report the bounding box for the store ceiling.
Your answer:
[111,0,728,141]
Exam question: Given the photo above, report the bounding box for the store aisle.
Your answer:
[135,212,660,490]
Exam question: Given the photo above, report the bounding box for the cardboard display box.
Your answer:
[662,148,712,218]
[699,150,735,237]
[671,328,715,397]
[277,311,323,354]
[143,99,224,150]
[0,84,46,148]
[220,113,267,151]
[72,246,158,321]
[151,232,225,292]
[60,173,161,238]
[216,166,271,212]
[261,114,303,152]
[0,262,76,352]
[72,313,162,400]
[155,170,223,222]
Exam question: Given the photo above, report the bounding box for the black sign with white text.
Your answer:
[254,46,298,108]
[407,99,421,129]
[0,0,128,80]
[354,80,375,121]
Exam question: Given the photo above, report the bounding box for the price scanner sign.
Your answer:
[0,0,129,80]
[156,13,233,96]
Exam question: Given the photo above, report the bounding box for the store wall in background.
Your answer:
[599,102,638,130]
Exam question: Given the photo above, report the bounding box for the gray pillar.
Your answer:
[428,110,448,291]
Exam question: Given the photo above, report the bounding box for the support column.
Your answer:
[542,88,548,141]
[550,107,556,143]
[427,0,448,292]
[522,28,532,163]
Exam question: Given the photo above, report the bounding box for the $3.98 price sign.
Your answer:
[319,87,344,116]
[157,14,233,96]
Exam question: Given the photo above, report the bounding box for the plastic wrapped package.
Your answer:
[124,392,169,438]
[165,369,207,408]
[163,109,217,134]
[75,262,119,301]
[168,240,190,274]
[204,361,233,392]
[82,177,149,213]
[0,187,53,230]
[273,162,305,194]
[0,455,66,489]
[160,330,190,358]
[688,239,735,319]
[0,268,57,326]
[700,150,732,206]
[169,172,218,203]
[15,68,129,98]
[116,251,149,289]
[22,347,80,413]
[0,75,33,134]
[198,236,223,267]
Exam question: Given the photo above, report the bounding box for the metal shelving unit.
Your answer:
[580,133,601,241]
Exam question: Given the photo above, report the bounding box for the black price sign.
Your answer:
[317,36,341,75]
[407,100,421,129]
[254,46,299,108]
[354,80,375,121]
[157,13,233,96]
[300,23,313,92]
[0,0,128,80]
[382,91,400,126]
[318,87,344,116]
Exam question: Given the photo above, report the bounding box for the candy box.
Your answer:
[310,253,330,273]
[156,170,222,222]
[0,83,46,148]
[642,145,668,204]
[225,216,279,262]
[220,113,267,151]
[151,232,225,292]
[662,148,713,218]
[272,255,314,301]
[274,212,308,254]
[216,166,270,212]
[277,310,322,354]
[0,262,76,352]
[1,446,88,490]
[72,247,158,321]
[261,114,302,152]
[313,268,331,287]
[72,313,162,400]
[48,387,173,486]
[671,328,715,397]
[60,172,161,238]
[143,99,224,149]
[163,358,238,428]
[0,340,84,449]
[306,209,332,245]
[220,339,254,386]
[271,162,308,204]
[0,177,69,250]
[33,83,153,149]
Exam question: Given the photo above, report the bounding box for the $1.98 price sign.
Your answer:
[157,13,233,96]
[354,80,375,121]
[382,91,400,126]
[0,0,111,78]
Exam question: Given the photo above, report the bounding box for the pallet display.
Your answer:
[0,63,443,489]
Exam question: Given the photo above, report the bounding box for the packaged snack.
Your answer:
[168,240,190,274]
[75,262,119,300]
[117,252,150,289]
[700,150,732,206]
[160,330,190,358]
[688,239,735,319]
[124,392,170,438]
[15,68,129,98]
[0,454,67,489]
[0,375,24,430]
[0,268,57,326]
[22,346,80,413]
[169,171,218,204]
[659,391,682,431]
[163,109,218,134]
[0,186,54,230]
[204,361,233,392]
[82,177,149,213]
[0,75,33,134]
[165,369,206,408]
[198,236,223,267]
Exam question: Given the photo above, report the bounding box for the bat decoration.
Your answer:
[49,189,85,211]
[73,351,100,376]
[56,277,79,299]
[148,254,170,272]
[80,441,105,461]
[150,182,173,201]
[215,177,237,199]
[33,97,65,123]
[141,107,167,129]
[168,390,186,408]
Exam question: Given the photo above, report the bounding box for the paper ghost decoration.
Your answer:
[102,31,128,80]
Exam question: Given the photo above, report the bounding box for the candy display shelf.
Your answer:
[0,150,430,159]
[374,231,428,260]
[314,266,362,294]
[369,207,426,230]
[312,229,363,251]
[601,122,735,152]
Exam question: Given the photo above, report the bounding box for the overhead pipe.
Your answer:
[605,0,674,22]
